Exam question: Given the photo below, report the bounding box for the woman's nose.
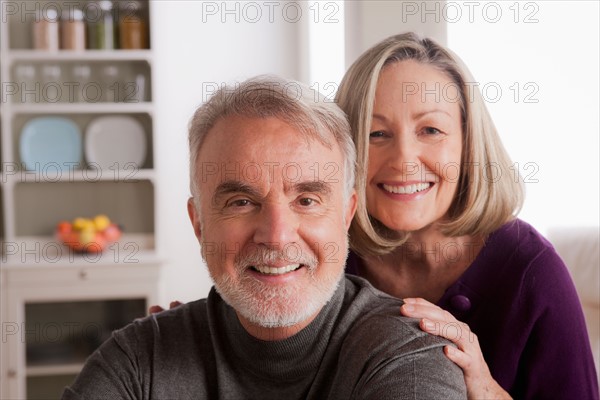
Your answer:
[386,134,421,176]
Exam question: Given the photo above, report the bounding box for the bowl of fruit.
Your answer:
[56,215,122,253]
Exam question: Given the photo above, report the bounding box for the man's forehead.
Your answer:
[200,115,335,156]
[194,114,345,194]
[196,159,344,189]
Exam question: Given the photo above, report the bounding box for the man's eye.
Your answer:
[229,199,251,207]
[298,198,316,206]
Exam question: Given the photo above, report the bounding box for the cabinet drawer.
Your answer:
[6,263,160,287]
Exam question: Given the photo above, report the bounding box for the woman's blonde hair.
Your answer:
[336,32,524,257]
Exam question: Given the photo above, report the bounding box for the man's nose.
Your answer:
[252,203,299,248]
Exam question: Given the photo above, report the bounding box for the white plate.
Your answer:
[20,117,82,171]
[85,116,147,170]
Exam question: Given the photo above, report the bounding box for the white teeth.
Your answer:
[253,264,301,275]
[382,182,431,194]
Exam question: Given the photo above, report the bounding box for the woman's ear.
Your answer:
[187,197,202,241]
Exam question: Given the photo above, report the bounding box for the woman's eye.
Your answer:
[369,130,386,138]
[423,127,442,135]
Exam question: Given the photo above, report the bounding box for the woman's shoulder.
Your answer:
[488,218,551,250]
[461,219,570,299]
[482,218,560,269]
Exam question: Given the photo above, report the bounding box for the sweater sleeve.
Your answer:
[354,344,466,400]
[61,326,146,400]
[513,246,599,399]
[342,313,467,399]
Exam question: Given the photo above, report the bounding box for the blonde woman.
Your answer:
[337,32,598,399]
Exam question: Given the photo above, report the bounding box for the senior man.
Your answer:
[63,76,466,399]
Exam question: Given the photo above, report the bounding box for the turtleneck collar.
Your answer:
[207,278,346,384]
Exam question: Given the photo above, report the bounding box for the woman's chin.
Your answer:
[370,216,418,237]
[372,215,441,237]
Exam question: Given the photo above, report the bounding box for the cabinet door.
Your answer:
[0,270,7,399]
[25,299,146,398]
[4,264,158,399]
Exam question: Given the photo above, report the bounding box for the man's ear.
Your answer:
[187,197,202,241]
[345,190,358,231]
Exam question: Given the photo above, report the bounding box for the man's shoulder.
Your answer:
[342,275,450,354]
[112,298,210,350]
[330,276,466,398]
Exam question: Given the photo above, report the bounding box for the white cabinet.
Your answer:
[1,263,160,399]
[0,1,161,398]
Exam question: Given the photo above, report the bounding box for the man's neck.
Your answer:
[236,310,321,341]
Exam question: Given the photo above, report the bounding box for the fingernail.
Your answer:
[422,319,435,330]
[446,345,455,355]
[402,304,414,312]
[403,298,416,304]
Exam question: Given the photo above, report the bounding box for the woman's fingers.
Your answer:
[420,317,478,349]
[400,298,512,399]
[400,298,455,323]
[148,301,183,315]
[148,305,165,314]
[169,301,183,309]
[444,344,473,371]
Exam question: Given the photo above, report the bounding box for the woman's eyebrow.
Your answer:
[372,108,453,123]
[412,109,453,119]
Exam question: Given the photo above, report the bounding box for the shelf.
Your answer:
[26,363,83,377]
[6,168,156,184]
[1,233,160,269]
[6,50,153,62]
[10,102,154,114]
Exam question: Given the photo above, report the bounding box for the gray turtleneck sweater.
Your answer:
[62,275,466,399]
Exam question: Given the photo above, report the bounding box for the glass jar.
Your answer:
[70,64,92,103]
[87,1,116,50]
[14,64,38,103]
[32,8,59,50]
[121,64,146,103]
[118,1,149,49]
[61,8,86,50]
[40,64,63,103]
[101,63,121,102]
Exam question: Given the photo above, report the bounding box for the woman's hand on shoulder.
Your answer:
[148,301,183,315]
[400,297,512,400]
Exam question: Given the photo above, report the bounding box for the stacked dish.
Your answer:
[19,116,147,171]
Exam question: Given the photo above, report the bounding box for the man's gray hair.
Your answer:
[188,75,356,204]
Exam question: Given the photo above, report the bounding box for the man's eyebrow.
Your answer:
[292,180,333,197]
[213,181,261,203]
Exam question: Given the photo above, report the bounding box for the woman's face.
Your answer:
[366,60,463,232]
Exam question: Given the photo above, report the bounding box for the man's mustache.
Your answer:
[234,246,318,271]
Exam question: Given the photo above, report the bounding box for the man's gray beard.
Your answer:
[204,246,345,328]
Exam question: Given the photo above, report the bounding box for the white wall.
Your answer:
[152,1,304,303]
[345,1,447,66]
[447,1,599,234]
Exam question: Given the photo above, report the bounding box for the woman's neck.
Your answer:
[359,226,484,303]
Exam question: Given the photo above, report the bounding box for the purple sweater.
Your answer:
[346,219,598,399]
